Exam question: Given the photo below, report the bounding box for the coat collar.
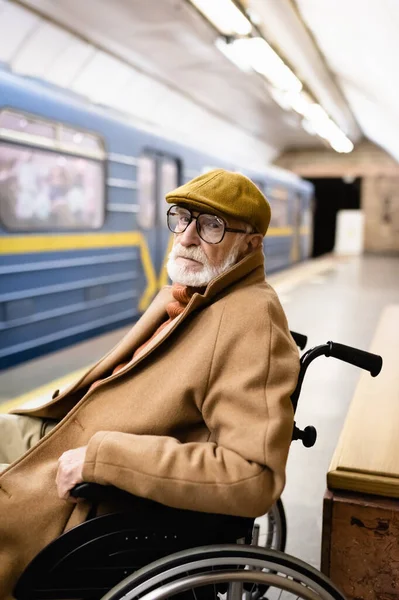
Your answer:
[65,249,265,393]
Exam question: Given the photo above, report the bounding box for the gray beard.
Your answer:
[166,244,241,287]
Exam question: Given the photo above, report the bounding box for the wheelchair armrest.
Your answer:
[70,482,110,501]
[70,484,253,537]
[71,483,142,509]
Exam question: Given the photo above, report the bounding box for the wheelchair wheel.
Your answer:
[101,544,345,600]
[253,499,287,551]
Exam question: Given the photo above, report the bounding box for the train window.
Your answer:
[0,111,56,140]
[137,155,156,229]
[0,143,104,231]
[159,158,179,218]
[59,127,104,154]
[269,198,289,228]
[0,110,105,160]
[266,185,289,228]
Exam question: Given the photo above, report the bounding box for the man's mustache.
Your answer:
[169,244,205,265]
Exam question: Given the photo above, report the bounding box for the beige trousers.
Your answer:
[0,414,57,472]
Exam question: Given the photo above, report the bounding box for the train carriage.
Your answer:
[0,67,313,370]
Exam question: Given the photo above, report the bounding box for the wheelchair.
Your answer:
[14,335,382,600]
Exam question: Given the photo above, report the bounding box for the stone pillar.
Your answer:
[362,176,399,253]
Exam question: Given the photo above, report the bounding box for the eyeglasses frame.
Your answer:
[166,205,250,244]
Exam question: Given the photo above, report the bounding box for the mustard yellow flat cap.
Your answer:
[165,168,271,236]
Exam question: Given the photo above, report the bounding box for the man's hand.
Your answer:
[56,446,87,502]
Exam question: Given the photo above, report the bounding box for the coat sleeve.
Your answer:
[82,295,299,518]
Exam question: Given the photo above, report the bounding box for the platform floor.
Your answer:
[1,254,398,568]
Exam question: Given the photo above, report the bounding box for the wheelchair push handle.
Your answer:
[326,341,382,377]
[290,340,383,447]
[292,340,383,410]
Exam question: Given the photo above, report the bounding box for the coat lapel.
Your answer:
[76,286,174,389]
[63,286,204,395]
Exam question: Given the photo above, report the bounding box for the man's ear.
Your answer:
[247,234,263,252]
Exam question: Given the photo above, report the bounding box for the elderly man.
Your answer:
[0,168,299,598]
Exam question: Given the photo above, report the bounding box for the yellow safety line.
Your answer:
[0,232,141,253]
[0,366,90,413]
[267,227,293,236]
[0,227,296,254]
[137,234,158,311]
[0,232,158,311]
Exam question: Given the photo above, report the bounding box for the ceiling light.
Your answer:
[268,88,353,152]
[269,87,292,111]
[270,89,316,116]
[310,116,354,152]
[301,119,317,135]
[329,133,354,153]
[310,115,341,140]
[223,38,302,93]
[215,38,253,72]
[200,2,354,155]
[285,91,314,116]
[189,0,252,36]
[304,103,330,123]
[283,93,329,122]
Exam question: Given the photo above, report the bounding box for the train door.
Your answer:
[156,155,180,286]
[300,192,313,260]
[290,191,301,264]
[137,152,180,289]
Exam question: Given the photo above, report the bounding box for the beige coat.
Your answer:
[0,249,299,599]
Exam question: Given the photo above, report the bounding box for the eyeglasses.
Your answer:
[167,205,249,244]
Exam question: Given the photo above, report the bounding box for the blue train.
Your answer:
[0,67,313,370]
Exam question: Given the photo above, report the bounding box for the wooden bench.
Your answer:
[321,304,399,598]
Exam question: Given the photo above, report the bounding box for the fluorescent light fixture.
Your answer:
[328,132,354,153]
[226,38,302,93]
[285,91,314,116]
[211,13,354,154]
[285,92,354,152]
[189,0,252,36]
[281,92,329,124]
[301,119,317,136]
[215,38,253,72]
[292,98,354,152]
[269,87,292,111]
[310,115,354,153]
[305,103,330,123]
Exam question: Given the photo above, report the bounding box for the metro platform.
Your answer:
[1,254,398,571]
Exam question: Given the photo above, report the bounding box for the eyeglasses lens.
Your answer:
[168,207,190,233]
[168,207,225,243]
[197,214,224,243]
